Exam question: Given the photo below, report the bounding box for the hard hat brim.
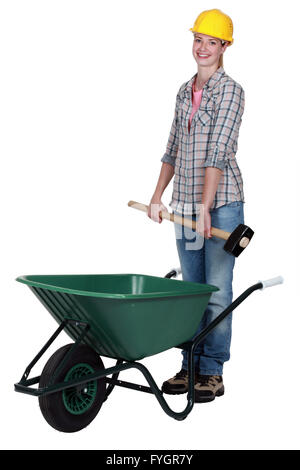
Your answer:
[190,28,234,46]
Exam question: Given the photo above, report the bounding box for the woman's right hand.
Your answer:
[147,196,168,223]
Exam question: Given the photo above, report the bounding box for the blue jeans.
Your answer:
[174,201,244,376]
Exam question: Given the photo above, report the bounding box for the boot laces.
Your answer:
[174,369,200,382]
[198,375,220,386]
[174,369,187,380]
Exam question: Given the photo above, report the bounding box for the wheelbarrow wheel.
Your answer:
[39,343,106,433]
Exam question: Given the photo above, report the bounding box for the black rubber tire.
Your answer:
[39,344,106,433]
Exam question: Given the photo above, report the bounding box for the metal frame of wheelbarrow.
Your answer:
[14,274,266,421]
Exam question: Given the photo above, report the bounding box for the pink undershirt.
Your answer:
[188,80,203,132]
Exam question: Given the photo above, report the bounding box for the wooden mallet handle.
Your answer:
[128,200,231,241]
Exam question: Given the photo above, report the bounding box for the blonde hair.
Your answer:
[218,40,226,68]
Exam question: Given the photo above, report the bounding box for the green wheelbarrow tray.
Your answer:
[16,273,218,361]
[14,271,283,432]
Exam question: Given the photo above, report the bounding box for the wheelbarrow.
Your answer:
[14,271,283,432]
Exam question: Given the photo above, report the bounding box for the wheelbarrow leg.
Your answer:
[103,359,123,402]
[125,359,195,421]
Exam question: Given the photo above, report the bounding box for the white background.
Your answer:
[1,0,299,450]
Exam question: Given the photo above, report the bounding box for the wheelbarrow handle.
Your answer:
[258,276,284,290]
[128,200,230,241]
[180,276,284,355]
[164,267,182,279]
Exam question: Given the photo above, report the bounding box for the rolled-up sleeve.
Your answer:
[204,83,245,171]
[161,94,180,167]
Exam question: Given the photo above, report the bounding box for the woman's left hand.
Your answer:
[203,209,212,239]
[196,206,212,239]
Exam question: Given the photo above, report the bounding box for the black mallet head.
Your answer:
[224,224,254,257]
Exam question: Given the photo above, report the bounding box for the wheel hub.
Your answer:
[62,363,97,415]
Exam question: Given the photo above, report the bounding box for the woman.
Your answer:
[148,9,245,403]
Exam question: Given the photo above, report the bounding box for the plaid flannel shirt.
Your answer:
[161,67,245,213]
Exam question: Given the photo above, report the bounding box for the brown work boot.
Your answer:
[162,369,190,395]
[194,375,225,403]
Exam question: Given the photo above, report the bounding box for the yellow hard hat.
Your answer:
[190,9,234,45]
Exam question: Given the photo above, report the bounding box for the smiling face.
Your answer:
[192,33,228,68]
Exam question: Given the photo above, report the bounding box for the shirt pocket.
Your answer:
[196,106,214,127]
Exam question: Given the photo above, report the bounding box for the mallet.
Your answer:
[128,200,254,258]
